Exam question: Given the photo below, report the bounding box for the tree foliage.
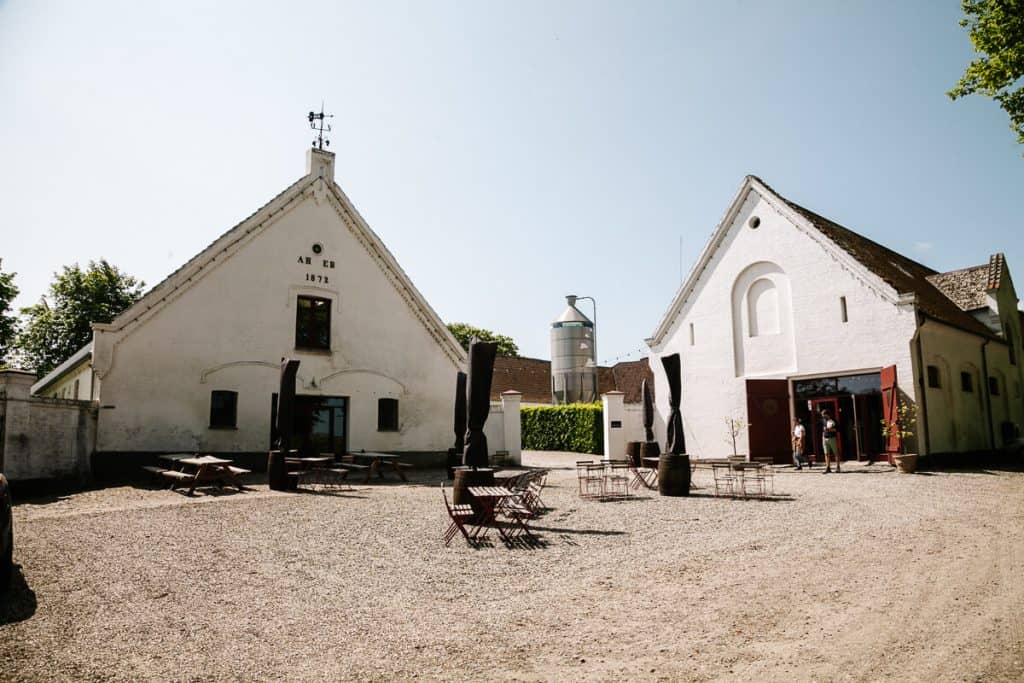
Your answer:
[949,0,1024,146]
[18,260,145,375]
[446,322,519,357]
[0,261,18,365]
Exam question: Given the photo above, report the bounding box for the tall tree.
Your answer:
[446,322,519,357]
[0,260,18,366]
[948,0,1024,147]
[19,260,145,375]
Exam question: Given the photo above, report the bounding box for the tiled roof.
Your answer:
[608,359,654,404]
[925,253,1005,312]
[490,356,652,404]
[491,356,552,403]
[759,180,999,340]
[926,265,990,311]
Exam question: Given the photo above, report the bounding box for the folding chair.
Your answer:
[576,461,596,496]
[499,496,538,543]
[580,463,605,498]
[711,462,736,497]
[442,483,479,546]
[604,460,631,499]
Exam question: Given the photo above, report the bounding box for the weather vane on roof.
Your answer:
[308,103,333,151]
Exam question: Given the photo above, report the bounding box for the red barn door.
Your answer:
[880,364,899,464]
[746,379,792,464]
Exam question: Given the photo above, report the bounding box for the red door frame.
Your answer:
[880,364,899,465]
[810,397,843,461]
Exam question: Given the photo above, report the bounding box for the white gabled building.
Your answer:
[33,148,467,469]
[646,176,1024,463]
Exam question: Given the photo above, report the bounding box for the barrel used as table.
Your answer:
[452,467,495,514]
[658,453,691,497]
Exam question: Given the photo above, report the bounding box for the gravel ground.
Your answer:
[2,452,1023,682]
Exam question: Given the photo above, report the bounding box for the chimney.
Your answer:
[306,147,335,181]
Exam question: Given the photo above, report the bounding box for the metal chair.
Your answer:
[579,463,605,498]
[604,460,631,499]
[711,462,736,497]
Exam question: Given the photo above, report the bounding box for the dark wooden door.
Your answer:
[746,379,792,464]
[881,364,898,464]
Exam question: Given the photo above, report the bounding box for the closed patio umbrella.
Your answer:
[453,371,467,454]
[642,378,655,443]
[658,353,690,496]
[463,339,498,469]
[268,358,300,491]
[661,353,686,455]
[447,371,467,478]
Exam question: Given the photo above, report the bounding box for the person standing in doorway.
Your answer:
[792,418,808,469]
[821,410,841,473]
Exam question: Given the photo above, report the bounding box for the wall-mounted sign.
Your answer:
[296,249,336,285]
[610,420,622,428]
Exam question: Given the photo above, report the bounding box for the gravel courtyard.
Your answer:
[2,452,1023,682]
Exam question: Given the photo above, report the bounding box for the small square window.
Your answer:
[960,372,973,393]
[210,390,238,428]
[926,365,940,389]
[377,398,399,432]
[295,296,331,350]
[989,377,1000,396]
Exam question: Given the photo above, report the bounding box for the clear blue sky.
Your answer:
[1,1,1021,363]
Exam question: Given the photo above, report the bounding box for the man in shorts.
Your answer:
[821,410,841,473]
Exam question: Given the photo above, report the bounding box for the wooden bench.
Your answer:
[159,470,196,490]
[296,468,351,490]
[227,466,251,476]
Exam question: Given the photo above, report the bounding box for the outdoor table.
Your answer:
[175,455,244,495]
[467,486,514,540]
[354,452,409,483]
[285,456,334,469]
[729,461,766,498]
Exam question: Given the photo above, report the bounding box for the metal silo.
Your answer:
[551,295,597,404]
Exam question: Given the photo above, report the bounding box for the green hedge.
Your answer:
[521,403,603,454]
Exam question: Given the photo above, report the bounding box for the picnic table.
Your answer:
[354,452,411,483]
[163,455,249,496]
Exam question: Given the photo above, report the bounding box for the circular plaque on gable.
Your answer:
[312,243,323,255]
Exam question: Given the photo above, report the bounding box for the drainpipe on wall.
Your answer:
[980,339,996,450]
[913,310,931,455]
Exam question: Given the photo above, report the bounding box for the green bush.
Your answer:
[521,403,603,454]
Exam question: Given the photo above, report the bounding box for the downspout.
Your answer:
[980,338,996,449]
[913,309,931,455]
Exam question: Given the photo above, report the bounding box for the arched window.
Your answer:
[747,278,780,337]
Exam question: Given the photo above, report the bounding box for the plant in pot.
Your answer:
[881,400,918,473]
[724,415,748,460]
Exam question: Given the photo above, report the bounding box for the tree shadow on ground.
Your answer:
[0,565,37,625]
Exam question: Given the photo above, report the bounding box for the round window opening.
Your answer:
[748,216,761,229]
[312,243,323,255]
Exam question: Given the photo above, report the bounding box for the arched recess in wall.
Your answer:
[925,354,955,452]
[957,362,984,450]
[731,261,796,377]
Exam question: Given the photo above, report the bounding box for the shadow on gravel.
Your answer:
[0,565,37,624]
[529,524,627,537]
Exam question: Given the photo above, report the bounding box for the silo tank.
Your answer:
[550,296,597,404]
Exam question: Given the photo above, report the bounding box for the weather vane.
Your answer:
[308,103,333,150]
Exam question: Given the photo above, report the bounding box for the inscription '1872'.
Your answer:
[306,273,328,284]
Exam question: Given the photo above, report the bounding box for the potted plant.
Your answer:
[881,400,918,473]
[724,415,748,461]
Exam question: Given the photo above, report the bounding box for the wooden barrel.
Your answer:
[626,441,642,468]
[658,453,691,497]
[452,467,495,514]
[267,450,288,491]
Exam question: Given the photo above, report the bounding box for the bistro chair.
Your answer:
[441,483,479,547]
[604,460,631,499]
[711,462,736,498]
[576,461,597,496]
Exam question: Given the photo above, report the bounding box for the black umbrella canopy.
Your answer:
[463,339,498,469]
[277,358,301,452]
[660,353,686,455]
[453,371,467,454]
[642,378,655,443]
